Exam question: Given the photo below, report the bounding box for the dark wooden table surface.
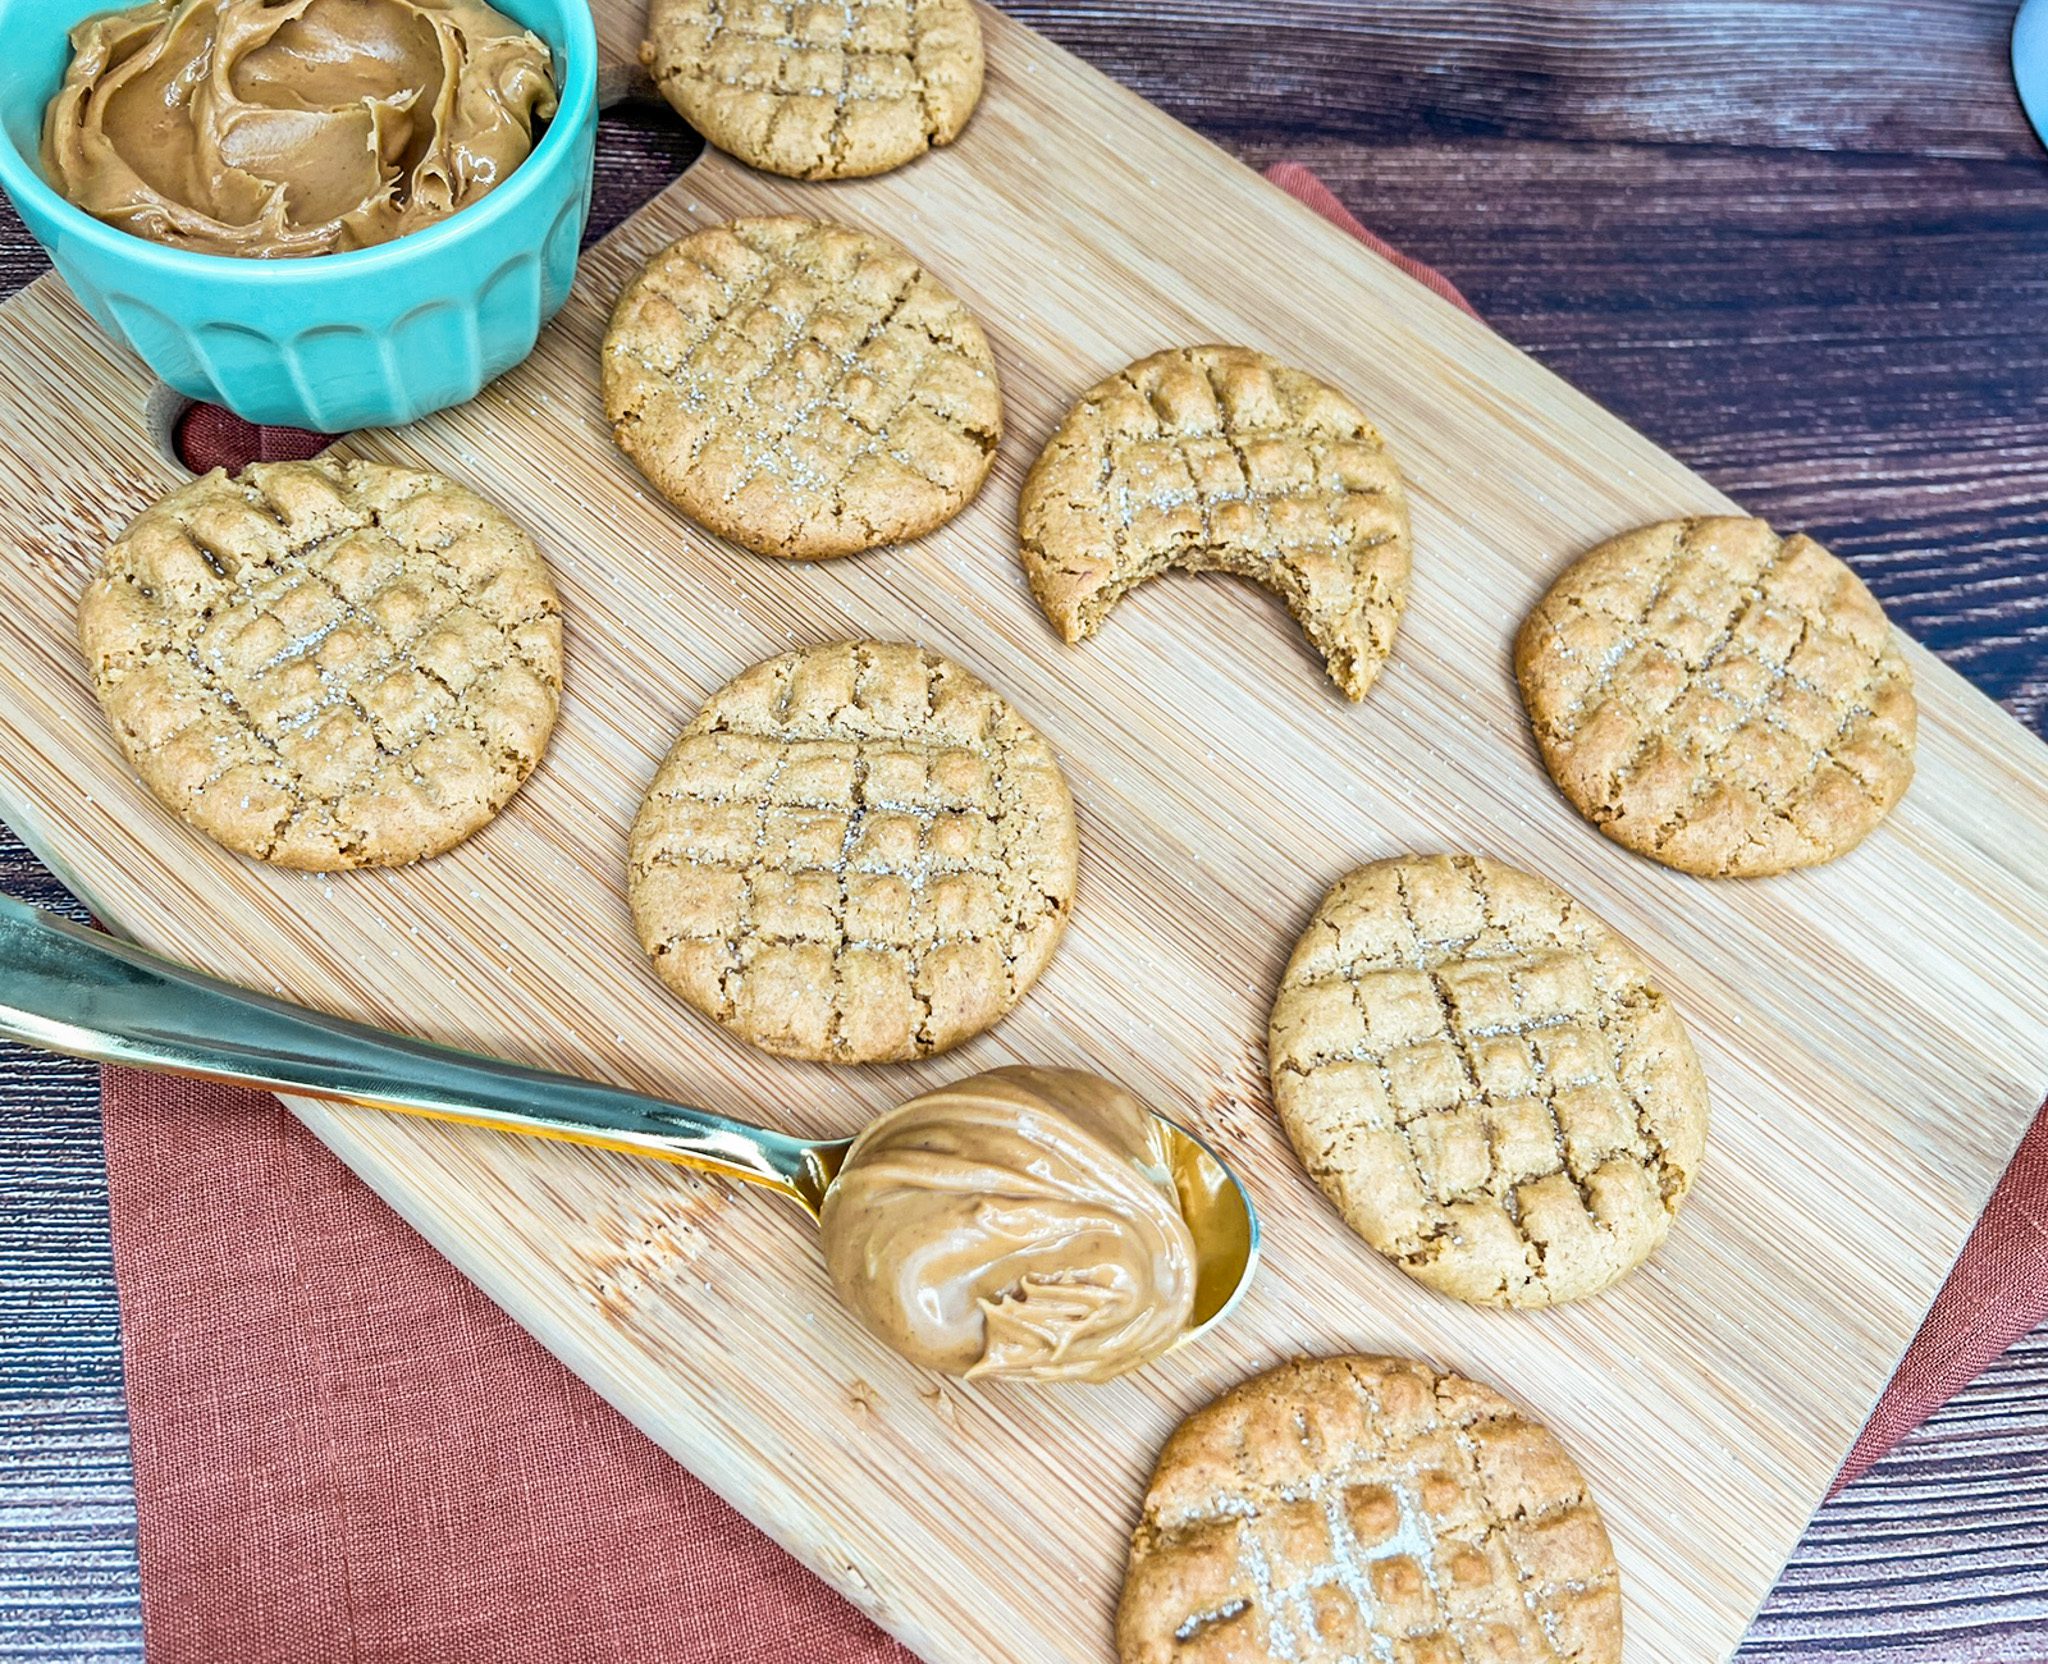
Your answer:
[3,2,2046,1658]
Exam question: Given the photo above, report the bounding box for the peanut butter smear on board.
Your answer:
[819,1068,1200,1385]
[42,0,557,258]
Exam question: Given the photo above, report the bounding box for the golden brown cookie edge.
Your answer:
[1266,853,1709,1309]
[601,217,1004,562]
[78,458,563,871]
[640,0,986,181]
[1514,516,1917,878]
[1017,343,1412,701]
[1115,1352,1624,1664]
[626,637,1079,1065]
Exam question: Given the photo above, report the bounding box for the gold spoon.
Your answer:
[0,894,1260,1352]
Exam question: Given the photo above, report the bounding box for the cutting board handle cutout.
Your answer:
[139,384,196,473]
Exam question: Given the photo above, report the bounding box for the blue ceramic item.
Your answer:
[2018,0,2048,148]
[0,0,598,431]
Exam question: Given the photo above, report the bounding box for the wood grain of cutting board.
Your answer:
[3,5,2047,1659]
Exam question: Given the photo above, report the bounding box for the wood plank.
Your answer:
[1,5,2046,1662]
[1256,135,2048,739]
[1745,1330,2048,1659]
[1001,0,2039,162]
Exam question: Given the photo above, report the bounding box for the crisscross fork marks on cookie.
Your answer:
[604,217,1002,559]
[628,640,1077,1064]
[643,0,983,180]
[1544,522,1898,815]
[1018,344,1411,700]
[78,460,561,870]
[629,230,916,482]
[1118,1356,1623,1664]
[1268,856,1708,1307]
[1516,516,1916,877]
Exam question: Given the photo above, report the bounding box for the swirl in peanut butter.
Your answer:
[42,0,557,258]
[819,1067,1199,1384]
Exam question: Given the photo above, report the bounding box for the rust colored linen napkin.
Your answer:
[100,164,2046,1663]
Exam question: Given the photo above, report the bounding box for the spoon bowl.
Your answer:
[0,894,1259,1361]
[1157,1114,1261,1340]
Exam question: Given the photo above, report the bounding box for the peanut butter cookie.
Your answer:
[603,217,1003,561]
[628,639,1078,1063]
[78,460,561,870]
[1119,1354,1623,1664]
[1516,516,1916,877]
[642,0,983,180]
[1269,855,1708,1308]
[1018,344,1410,700]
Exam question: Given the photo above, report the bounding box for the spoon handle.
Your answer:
[0,893,826,1205]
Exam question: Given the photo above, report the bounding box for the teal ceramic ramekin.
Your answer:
[0,0,597,431]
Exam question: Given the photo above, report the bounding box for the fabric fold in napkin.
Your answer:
[97,164,2046,1664]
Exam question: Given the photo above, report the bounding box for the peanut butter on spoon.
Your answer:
[820,1067,1202,1385]
[0,898,1258,1385]
[42,0,557,258]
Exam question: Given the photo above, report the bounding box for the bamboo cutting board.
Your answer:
[4,5,2048,1659]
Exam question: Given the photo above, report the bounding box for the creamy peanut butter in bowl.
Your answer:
[44,0,558,258]
[0,0,597,428]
